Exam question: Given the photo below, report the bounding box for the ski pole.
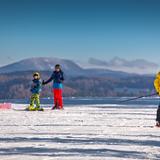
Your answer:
[120,92,158,103]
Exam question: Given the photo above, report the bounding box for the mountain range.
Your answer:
[0,57,82,75]
[87,57,158,74]
[0,57,133,78]
[0,56,158,76]
[0,57,156,99]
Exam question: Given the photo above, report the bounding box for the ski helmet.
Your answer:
[33,72,40,78]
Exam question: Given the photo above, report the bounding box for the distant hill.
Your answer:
[0,57,156,99]
[0,57,132,78]
[0,57,83,76]
[88,57,159,74]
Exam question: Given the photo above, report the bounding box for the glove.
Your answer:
[156,91,160,96]
[42,80,46,85]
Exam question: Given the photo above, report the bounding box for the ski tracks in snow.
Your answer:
[0,104,160,160]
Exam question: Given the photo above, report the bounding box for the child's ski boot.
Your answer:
[156,121,160,127]
[51,105,64,110]
[51,105,58,110]
[58,106,64,110]
[51,103,59,110]
[35,106,44,111]
[26,106,36,111]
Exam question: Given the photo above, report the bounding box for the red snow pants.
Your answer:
[52,89,63,109]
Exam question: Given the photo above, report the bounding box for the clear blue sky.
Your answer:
[0,0,160,65]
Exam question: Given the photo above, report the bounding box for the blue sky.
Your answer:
[0,0,160,66]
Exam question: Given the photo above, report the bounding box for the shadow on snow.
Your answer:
[0,136,159,159]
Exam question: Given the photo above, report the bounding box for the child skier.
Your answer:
[43,64,64,110]
[26,72,44,111]
[154,72,160,127]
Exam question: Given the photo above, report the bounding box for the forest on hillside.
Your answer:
[0,71,155,99]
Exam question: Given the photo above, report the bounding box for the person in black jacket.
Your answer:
[43,64,64,110]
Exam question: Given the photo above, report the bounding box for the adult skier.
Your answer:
[154,72,160,127]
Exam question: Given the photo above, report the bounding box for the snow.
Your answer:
[0,104,160,160]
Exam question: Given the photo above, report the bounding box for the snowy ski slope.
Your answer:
[0,104,160,160]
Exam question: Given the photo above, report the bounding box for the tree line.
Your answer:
[0,71,155,99]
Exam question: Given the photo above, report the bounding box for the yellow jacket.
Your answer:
[154,72,160,95]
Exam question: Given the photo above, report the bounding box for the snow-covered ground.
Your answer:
[0,104,160,160]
